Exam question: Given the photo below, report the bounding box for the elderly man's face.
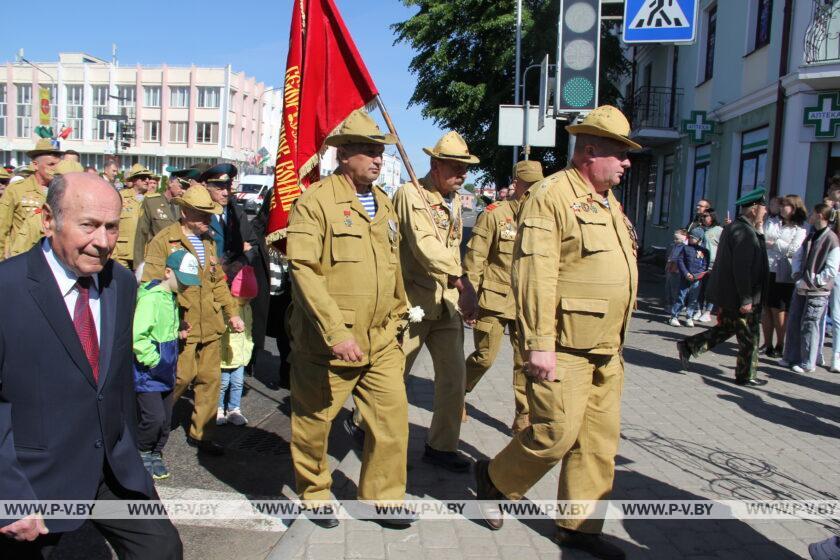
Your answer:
[103,164,118,183]
[431,158,468,196]
[587,141,630,192]
[42,173,121,276]
[34,155,60,185]
[130,177,149,194]
[207,183,231,207]
[181,206,212,235]
[338,143,384,188]
[167,178,186,199]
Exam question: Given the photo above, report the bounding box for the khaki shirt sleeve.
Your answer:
[140,235,166,283]
[0,188,18,260]
[286,196,352,348]
[394,186,462,278]
[464,209,493,289]
[513,190,560,352]
[133,203,152,265]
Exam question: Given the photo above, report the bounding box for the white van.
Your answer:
[234,174,273,214]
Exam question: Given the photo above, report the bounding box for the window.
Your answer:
[197,87,220,108]
[169,121,188,143]
[692,144,711,211]
[738,127,769,200]
[16,84,31,138]
[755,0,773,50]
[703,6,717,82]
[0,85,6,136]
[143,86,161,108]
[196,122,218,144]
[170,86,190,108]
[228,90,235,111]
[117,85,136,119]
[92,85,109,140]
[143,120,160,142]
[657,154,675,225]
[66,85,84,140]
[227,124,234,146]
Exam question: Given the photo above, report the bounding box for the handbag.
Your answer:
[774,254,794,284]
[231,265,259,298]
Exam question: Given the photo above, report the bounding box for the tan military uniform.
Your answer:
[142,222,237,441]
[286,173,408,502]
[0,175,47,260]
[115,188,143,269]
[134,193,180,265]
[463,199,529,433]
[488,166,638,534]
[393,174,466,452]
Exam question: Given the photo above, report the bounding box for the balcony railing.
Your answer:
[805,0,840,64]
[625,86,683,130]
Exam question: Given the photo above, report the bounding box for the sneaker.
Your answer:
[792,365,815,374]
[831,353,840,373]
[698,312,713,323]
[684,319,695,327]
[139,450,156,479]
[216,407,227,425]
[668,317,681,327]
[816,354,827,367]
[226,408,248,426]
[150,452,170,480]
[777,359,792,368]
[692,310,702,320]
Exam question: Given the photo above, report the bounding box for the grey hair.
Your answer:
[45,174,69,230]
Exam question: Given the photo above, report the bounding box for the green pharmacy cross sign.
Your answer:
[803,92,840,139]
[682,111,715,144]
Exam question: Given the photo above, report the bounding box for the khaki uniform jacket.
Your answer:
[286,173,407,367]
[0,176,46,260]
[141,222,237,344]
[513,167,638,354]
[114,188,143,267]
[392,175,463,320]
[134,193,180,265]
[464,200,521,320]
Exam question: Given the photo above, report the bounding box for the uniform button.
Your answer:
[94,440,103,448]
[97,394,104,401]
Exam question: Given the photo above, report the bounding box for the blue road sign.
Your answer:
[623,0,699,44]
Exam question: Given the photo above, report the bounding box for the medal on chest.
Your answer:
[388,218,398,245]
[500,217,517,240]
[209,257,218,283]
[156,207,168,220]
[450,211,461,241]
[433,206,450,230]
[343,209,353,227]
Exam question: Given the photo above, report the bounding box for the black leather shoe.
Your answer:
[735,378,768,387]
[474,460,504,530]
[422,444,471,472]
[343,417,365,448]
[185,436,225,455]
[306,506,340,529]
[373,505,417,529]
[554,528,626,560]
[676,340,691,370]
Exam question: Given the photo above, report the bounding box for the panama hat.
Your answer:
[0,168,11,181]
[27,138,64,159]
[125,163,153,181]
[53,160,84,176]
[514,160,543,183]
[199,163,238,185]
[324,109,397,147]
[423,131,480,164]
[565,105,642,150]
[174,184,223,215]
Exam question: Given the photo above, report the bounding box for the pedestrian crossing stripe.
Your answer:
[631,0,689,29]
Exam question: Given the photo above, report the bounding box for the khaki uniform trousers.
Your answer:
[291,343,408,502]
[402,311,466,452]
[465,313,530,433]
[488,351,624,534]
[175,339,222,441]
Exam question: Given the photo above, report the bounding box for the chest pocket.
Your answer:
[576,211,614,254]
[519,217,553,256]
[498,238,515,254]
[331,222,364,263]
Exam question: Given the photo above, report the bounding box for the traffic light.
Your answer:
[555,0,601,112]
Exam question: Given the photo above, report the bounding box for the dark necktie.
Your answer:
[74,277,100,382]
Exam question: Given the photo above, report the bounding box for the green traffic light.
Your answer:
[563,77,595,108]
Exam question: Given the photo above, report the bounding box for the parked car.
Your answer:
[234,174,273,214]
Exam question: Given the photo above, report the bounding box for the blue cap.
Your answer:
[165,250,201,286]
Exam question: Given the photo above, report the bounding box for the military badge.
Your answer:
[434,207,449,230]
[156,208,168,220]
[571,202,582,213]
[343,209,353,227]
[388,219,398,244]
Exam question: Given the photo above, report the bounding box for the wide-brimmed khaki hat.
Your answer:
[0,168,11,180]
[324,109,397,147]
[27,138,64,159]
[54,160,84,176]
[565,105,642,150]
[174,184,223,215]
[125,163,153,181]
[514,160,543,183]
[423,131,480,164]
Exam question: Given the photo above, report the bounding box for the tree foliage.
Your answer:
[393,0,631,186]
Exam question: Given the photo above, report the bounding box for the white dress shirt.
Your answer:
[42,239,102,344]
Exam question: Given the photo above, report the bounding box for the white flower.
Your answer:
[407,306,425,323]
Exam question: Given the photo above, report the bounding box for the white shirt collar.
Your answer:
[41,239,99,296]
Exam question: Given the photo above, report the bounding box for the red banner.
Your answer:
[266,0,379,244]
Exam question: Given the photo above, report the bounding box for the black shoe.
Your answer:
[474,459,504,530]
[775,344,784,356]
[306,506,340,529]
[554,528,626,560]
[676,340,691,370]
[765,346,777,358]
[185,436,225,455]
[422,444,471,473]
[735,378,768,387]
[373,505,417,529]
[343,417,365,448]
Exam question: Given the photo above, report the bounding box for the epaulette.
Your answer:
[485,203,498,212]
[146,192,162,199]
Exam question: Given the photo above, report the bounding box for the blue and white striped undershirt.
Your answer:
[186,234,205,266]
[356,190,377,219]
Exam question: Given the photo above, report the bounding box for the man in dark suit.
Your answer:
[0,172,182,558]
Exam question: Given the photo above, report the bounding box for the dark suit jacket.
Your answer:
[211,203,260,281]
[706,216,769,311]
[0,246,153,532]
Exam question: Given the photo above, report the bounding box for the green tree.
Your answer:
[393,0,630,186]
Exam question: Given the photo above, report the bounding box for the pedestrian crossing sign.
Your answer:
[623,0,699,44]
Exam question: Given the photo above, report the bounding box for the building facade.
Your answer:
[0,52,282,174]
[618,0,840,252]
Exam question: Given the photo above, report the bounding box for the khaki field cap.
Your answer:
[424,131,480,164]
[324,109,397,147]
[514,160,543,183]
[53,160,84,176]
[125,163,153,181]
[27,138,64,159]
[174,184,223,215]
[566,105,642,150]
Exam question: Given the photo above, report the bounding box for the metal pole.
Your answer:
[523,100,531,160]
[513,0,523,165]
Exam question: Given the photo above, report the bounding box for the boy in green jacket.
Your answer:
[134,249,201,479]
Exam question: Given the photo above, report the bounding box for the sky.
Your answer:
[3,0,464,181]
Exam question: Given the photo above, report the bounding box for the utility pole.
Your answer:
[513,0,523,166]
